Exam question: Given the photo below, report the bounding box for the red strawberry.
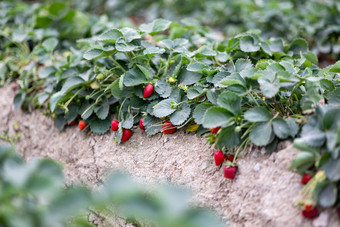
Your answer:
[78,121,86,130]
[209,127,221,134]
[121,129,132,142]
[227,154,235,162]
[224,166,237,179]
[301,173,312,184]
[162,121,176,134]
[111,120,119,131]
[143,83,154,98]
[68,120,76,126]
[214,151,225,166]
[302,207,318,219]
[337,207,340,218]
[139,118,145,130]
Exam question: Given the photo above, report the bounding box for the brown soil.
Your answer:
[0,85,339,227]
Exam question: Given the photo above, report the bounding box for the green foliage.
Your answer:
[0,144,224,227]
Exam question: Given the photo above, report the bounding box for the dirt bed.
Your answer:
[0,85,339,227]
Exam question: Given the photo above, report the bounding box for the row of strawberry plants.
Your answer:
[0,143,223,227]
[54,0,340,61]
[2,1,340,220]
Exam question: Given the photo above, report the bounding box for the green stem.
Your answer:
[109,56,126,73]
[248,92,260,107]
[233,138,250,163]
[65,88,84,107]
[162,51,173,77]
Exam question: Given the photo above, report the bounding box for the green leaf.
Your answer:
[121,112,134,129]
[288,38,308,54]
[244,107,272,122]
[187,62,205,73]
[55,115,66,131]
[272,118,289,139]
[240,35,260,52]
[140,19,171,35]
[289,151,315,170]
[137,65,153,81]
[178,68,202,85]
[250,122,273,146]
[39,66,57,78]
[79,101,94,120]
[217,91,241,115]
[303,51,318,64]
[324,159,340,181]
[202,107,233,128]
[285,118,299,137]
[329,61,340,73]
[328,87,340,105]
[153,99,176,118]
[94,98,109,120]
[258,75,280,98]
[318,184,337,208]
[98,29,123,43]
[61,76,85,94]
[216,126,240,147]
[65,104,78,122]
[120,27,141,42]
[143,115,163,135]
[170,103,191,125]
[83,49,104,60]
[13,92,26,109]
[89,116,111,134]
[42,37,58,52]
[155,78,172,98]
[124,68,148,87]
[193,103,214,125]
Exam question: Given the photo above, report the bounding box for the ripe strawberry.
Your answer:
[214,151,225,166]
[121,129,132,142]
[162,121,176,134]
[302,207,318,219]
[111,120,119,131]
[78,121,86,130]
[227,154,235,162]
[301,173,312,184]
[224,166,237,179]
[143,83,154,98]
[337,207,340,218]
[139,117,145,130]
[209,127,221,134]
[68,120,76,126]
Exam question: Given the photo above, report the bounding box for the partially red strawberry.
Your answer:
[121,129,132,142]
[111,120,119,131]
[226,154,235,162]
[301,173,312,184]
[214,151,225,166]
[139,117,145,130]
[319,99,325,105]
[302,207,318,219]
[143,83,154,98]
[162,121,176,134]
[224,166,237,179]
[78,121,86,130]
[209,127,221,134]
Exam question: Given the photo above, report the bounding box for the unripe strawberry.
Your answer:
[121,129,132,142]
[111,120,119,131]
[302,207,318,219]
[79,121,86,130]
[209,127,221,134]
[139,117,145,130]
[143,83,154,98]
[162,121,176,134]
[214,151,225,165]
[224,166,237,179]
[301,173,312,184]
[168,76,177,84]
